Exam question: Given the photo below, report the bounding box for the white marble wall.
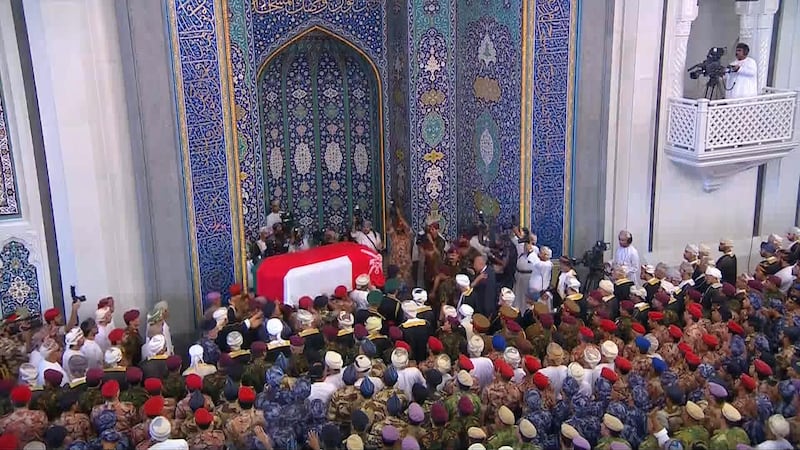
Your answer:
[604,0,799,271]
[0,0,54,312]
[24,0,148,323]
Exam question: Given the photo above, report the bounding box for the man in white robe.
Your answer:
[614,230,640,286]
[727,43,758,99]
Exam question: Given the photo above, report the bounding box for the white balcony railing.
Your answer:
[665,88,799,191]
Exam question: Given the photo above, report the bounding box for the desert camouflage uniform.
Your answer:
[175,393,215,421]
[130,418,153,448]
[419,425,445,450]
[366,415,408,447]
[327,385,361,435]
[0,407,48,446]
[223,409,266,449]
[187,428,227,450]
[54,411,92,445]
[373,387,409,416]
[90,400,138,435]
[480,378,521,427]
[213,399,242,422]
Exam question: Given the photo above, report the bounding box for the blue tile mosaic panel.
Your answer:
[0,241,41,318]
[0,79,20,217]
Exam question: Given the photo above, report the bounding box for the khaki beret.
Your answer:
[518,418,537,438]
[533,302,549,315]
[467,426,487,440]
[722,403,741,422]
[499,305,519,320]
[564,300,580,313]
[547,342,564,358]
[602,414,624,433]
[561,423,579,439]
[497,405,515,426]
[345,434,364,450]
[473,314,490,332]
[685,401,704,421]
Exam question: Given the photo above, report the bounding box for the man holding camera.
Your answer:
[351,217,383,254]
[727,43,758,99]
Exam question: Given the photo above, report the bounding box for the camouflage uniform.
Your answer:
[90,400,139,435]
[119,385,149,409]
[187,428,227,450]
[480,378,521,427]
[54,411,92,445]
[485,425,516,448]
[78,386,104,415]
[130,418,153,448]
[419,425,445,450]
[596,437,632,450]
[0,335,27,380]
[674,424,711,449]
[163,372,187,400]
[709,427,750,450]
[241,358,269,392]
[223,409,266,449]
[438,330,463,363]
[32,386,60,420]
[213,399,241,423]
[327,385,362,434]
[0,408,49,446]
[175,393,215,421]
[121,328,144,366]
[443,392,481,421]
[202,371,227,404]
[366,415,408,447]
[373,387,409,416]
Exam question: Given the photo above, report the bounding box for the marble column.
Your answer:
[669,0,699,99]
[736,0,780,92]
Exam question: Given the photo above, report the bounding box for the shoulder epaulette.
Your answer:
[566,293,583,301]
[368,334,387,340]
[765,256,778,264]
[337,329,353,337]
[149,354,168,361]
[602,295,615,302]
[416,306,432,313]
[267,341,288,350]
[401,319,427,328]
[647,278,661,286]
[463,287,474,296]
[69,378,86,389]
[299,328,320,337]
[615,278,631,285]
[229,349,251,358]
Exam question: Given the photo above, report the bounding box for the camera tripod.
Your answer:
[704,76,722,100]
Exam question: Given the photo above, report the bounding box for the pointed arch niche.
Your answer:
[256,27,386,235]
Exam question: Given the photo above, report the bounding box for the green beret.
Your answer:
[367,290,383,306]
[384,278,400,293]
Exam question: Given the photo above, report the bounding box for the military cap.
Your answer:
[563,299,580,313]
[631,322,646,334]
[722,403,741,422]
[560,423,579,439]
[473,314,490,333]
[519,418,537,438]
[456,370,473,387]
[143,396,164,418]
[685,401,704,420]
[345,434,364,450]
[499,305,518,320]
[467,445,486,450]
[603,413,624,432]
[467,427,486,439]
[498,405,515,425]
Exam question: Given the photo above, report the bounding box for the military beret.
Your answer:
[635,336,651,352]
[194,407,213,426]
[648,311,664,322]
[491,334,506,351]
[407,402,425,424]
[539,313,554,328]
[709,381,728,398]
[702,333,719,348]
[342,365,358,386]
[600,367,618,383]
[86,368,104,386]
[722,403,741,422]
[0,434,18,450]
[652,357,667,374]
[614,357,632,373]
[524,355,541,373]
[467,426,486,439]
[603,413,624,432]
[519,418,537,439]
[685,401,704,420]
[381,425,400,444]
[384,278,400,293]
[684,351,700,366]
[498,361,514,380]
[430,402,448,425]
[166,355,182,371]
[754,359,772,376]
[366,290,382,306]
[144,378,162,394]
[678,342,693,354]
[506,320,522,333]
[315,295,330,309]
[43,369,63,387]
[143,396,164,418]
[748,279,764,292]
[101,380,119,399]
[185,373,203,391]
[631,322,646,335]
[352,409,371,432]
[721,282,736,297]
[667,324,682,339]
[727,321,744,336]
[10,385,31,404]
[564,300,580,313]
[740,374,756,391]
[533,372,550,389]
[589,290,604,302]
[572,436,591,450]
[43,308,60,322]
[298,296,313,311]
[238,386,255,403]
[44,425,68,448]
[387,394,403,416]
[687,289,702,301]
[579,326,594,340]
[561,314,577,325]
[320,423,341,447]
[620,300,634,312]
[107,328,125,345]
[457,395,475,415]
[599,319,617,333]
[665,384,684,404]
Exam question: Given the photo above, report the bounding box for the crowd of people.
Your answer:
[0,224,799,450]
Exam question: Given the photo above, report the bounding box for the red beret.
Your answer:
[687,303,703,320]
[589,290,604,302]
[229,284,242,296]
[298,296,313,311]
[334,285,348,298]
[125,366,143,384]
[44,369,63,386]
[648,311,664,322]
[108,328,125,345]
[238,386,256,403]
[721,283,736,297]
[86,368,105,385]
[498,361,514,379]
[457,395,474,415]
[595,309,611,320]
[0,433,19,450]
[685,352,701,366]
[767,275,782,287]
[97,297,113,308]
[44,308,60,322]
[101,380,120,399]
[166,355,182,371]
[687,289,702,301]
[702,333,719,348]
[539,314,554,328]
[458,354,474,371]
[427,337,444,353]
[395,341,411,352]
[599,319,617,333]
[195,407,213,426]
[533,372,550,389]
[323,325,339,340]
[144,378,162,394]
[727,320,744,336]
[143,395,164,417]
[123,309,140,325]
[654,291,670,305]
[601,367,618,383]
[561,315,576,325]
[289,335,305,347]
[620,301,634,312]
[430,402,448,424]
[754,359,772,376]
[668,325,683,339]
[10,385,31,404]
[631,323,646,335]
[614,357,632,373]
[251,341,267,356]
[524,355,541,373]
[506,320,522,333]
[678,342,693,354]
[740,374,756,391]
[579,326,594,339]
[747,280,763,292]
[185,374,203,391]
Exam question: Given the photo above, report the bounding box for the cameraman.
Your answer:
[727,43,758,99]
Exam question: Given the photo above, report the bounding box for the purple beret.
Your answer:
[407,402,425,424]
[709,382,728,399]
[382,425,400,443]
[401,436,420,450]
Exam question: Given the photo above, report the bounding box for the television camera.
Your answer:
[577,240,611,294]
[687,47,732,99]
